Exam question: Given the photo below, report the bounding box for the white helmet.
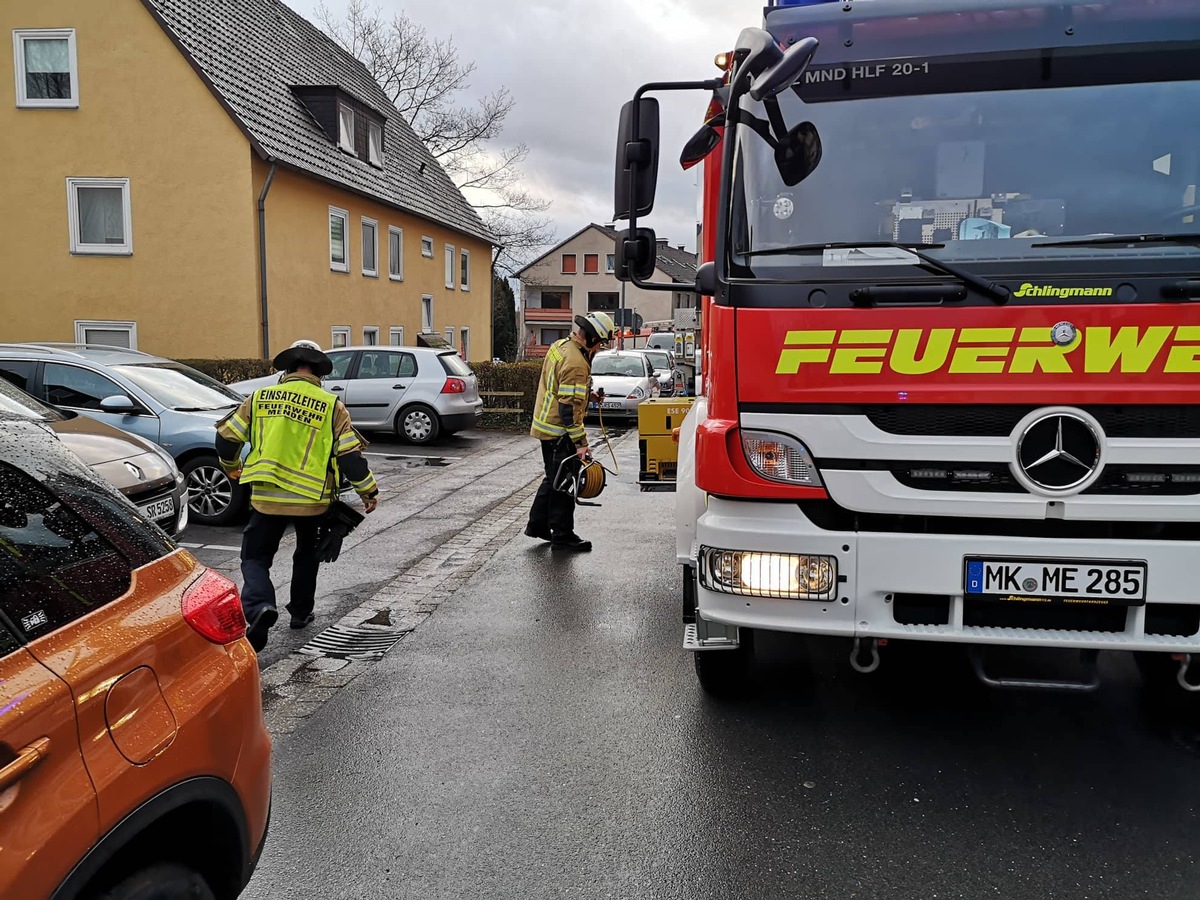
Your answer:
[290,339,323,352]
[575,312,616,345]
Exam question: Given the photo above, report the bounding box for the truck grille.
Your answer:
[885,463,1200,496]
[797,499,1197,542]
[852,404,1200,438]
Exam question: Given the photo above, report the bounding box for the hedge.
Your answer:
[470,361,543,432]
[179,358,275,384]
[181,357,544,432]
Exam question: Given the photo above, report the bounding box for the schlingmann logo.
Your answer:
[1013,283,1114,299]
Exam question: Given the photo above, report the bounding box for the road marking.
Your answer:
[182,542,242,552]
[178,542,204,548]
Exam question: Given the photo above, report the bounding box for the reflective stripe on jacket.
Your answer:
[531,338,590,442]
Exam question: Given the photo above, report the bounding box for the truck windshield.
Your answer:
[731,42,1200,277]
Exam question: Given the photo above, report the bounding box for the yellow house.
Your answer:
[1,0,495,361]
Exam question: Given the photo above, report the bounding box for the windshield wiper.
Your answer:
[174,404,237,412]
[1032,232,1200,249]
[745,241,1010,305]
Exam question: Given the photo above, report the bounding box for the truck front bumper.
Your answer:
[693,497,1200,653]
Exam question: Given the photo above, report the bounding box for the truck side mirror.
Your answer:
[680,123,721,170]
[614,227,657,282]
[614,98,661,220]
[776,121,822,186]
[749,36,819,101]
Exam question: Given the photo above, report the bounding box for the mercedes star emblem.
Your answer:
[1015,412,1102,493]
[1051,321,1078,347]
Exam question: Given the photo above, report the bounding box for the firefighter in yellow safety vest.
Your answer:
[525,312,616,552]
[216,340,379,651]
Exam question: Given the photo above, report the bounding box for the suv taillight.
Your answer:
[441,377,467,394]
[182,569,246,644]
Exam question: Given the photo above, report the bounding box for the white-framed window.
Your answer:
[363,326,379,345]
[329,206,349,272]
[331,326,350,348]
[444,327,455,348]
[361,217,378,276]
[444,244,455,289]
[338,103,355,153]
[421,236,434,258]
[459,327,470,360]
[421,295,433,332]
[14,29,78,108]
[388,226,404,281]
[389,326,404,346]
[74,320,136,349]
[460,247,470,291]
[66,178,132,255]
[368,121,384,167]
[605,253,616,274]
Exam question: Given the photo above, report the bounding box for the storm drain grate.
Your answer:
[297,623,408,660]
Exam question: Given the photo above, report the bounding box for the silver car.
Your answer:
[231,346,483,444]
[0,375,188,535]
[631,349,685,397]
[587,351,661,420]
[0,343,246,527]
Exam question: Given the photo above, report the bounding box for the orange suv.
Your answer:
[0,418,270,899]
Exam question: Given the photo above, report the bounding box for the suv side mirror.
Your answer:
[100,395,138,414]
[614,98,660,220]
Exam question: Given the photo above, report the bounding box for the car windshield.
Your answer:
[114,363,242,411]
[643,352,672,370]
[732,37,1200,276]
[0,378,64,422]
[592,357,646,377]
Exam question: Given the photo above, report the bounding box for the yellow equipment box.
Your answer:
[638,398,695,490]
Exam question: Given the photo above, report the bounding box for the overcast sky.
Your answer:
[285,0,765,260]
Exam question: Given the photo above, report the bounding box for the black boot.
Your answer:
[524,523,552,541]
[551,532,592,552]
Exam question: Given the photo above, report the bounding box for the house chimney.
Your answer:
[657,239,669,248]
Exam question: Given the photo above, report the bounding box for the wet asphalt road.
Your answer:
[238,435,1200,900]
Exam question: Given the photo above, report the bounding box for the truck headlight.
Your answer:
[741,430,822,486]
[699,547,836,599]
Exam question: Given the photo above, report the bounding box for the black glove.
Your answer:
[314,500,365,564]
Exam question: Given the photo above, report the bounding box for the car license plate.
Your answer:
[138,497,175,521]
[601,401,623,410]
[964,557,1147,606]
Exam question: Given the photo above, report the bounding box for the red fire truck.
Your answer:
[613,0,1200,701]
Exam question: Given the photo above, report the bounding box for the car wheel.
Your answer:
[397,404,441,444]
[182,455,246,527]
[96,862,215,900]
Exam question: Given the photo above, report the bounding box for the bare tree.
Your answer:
[318,0,554,274]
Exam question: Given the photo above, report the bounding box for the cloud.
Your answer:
[285,0,764,258]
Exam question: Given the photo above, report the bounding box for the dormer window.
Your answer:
[368,121,384,167]
[338,102,355,153]
[293,86,388,165]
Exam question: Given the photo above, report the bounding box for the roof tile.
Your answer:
[143,0,493,244]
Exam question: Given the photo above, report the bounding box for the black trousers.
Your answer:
[240,511,322,619]
[528,436,579,536]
